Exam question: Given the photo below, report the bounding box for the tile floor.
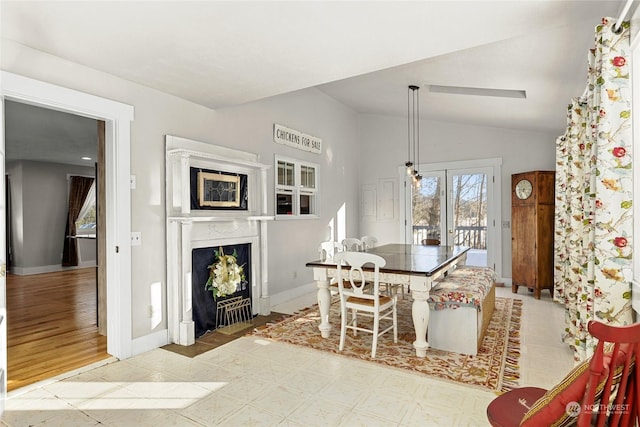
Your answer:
[1,286,574,426]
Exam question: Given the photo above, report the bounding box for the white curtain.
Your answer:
[77,180,96,227]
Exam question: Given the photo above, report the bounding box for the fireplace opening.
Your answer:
[191,243,252,338]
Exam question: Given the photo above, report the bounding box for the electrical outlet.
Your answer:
[502,220,511,229]
[131,232,142,246]
[293,271,298,279]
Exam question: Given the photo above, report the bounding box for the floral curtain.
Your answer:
[554,17,633,362]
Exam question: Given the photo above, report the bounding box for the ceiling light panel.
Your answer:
[429,85,526,99]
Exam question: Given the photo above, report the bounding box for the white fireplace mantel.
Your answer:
[165,135,273,346]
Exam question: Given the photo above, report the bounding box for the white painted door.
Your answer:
[446,167,492,267]
[410,171,446,244]
[0,98,7,413]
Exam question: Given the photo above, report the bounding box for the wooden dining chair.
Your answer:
[422,238,441,246]
[333,251,397,358]
[486,320,640,427]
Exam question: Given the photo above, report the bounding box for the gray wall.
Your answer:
[210,88,361,298]
[6,160,95,274]
[357,114,558,280]
[2,40,363,339]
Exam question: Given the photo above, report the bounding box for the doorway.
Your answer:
[0,71,134,402]
[401,158,502,273]
[3,100,107,390]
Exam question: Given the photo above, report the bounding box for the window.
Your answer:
[275,156,318,218]
[76,180,96,237]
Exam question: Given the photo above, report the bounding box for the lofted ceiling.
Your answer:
[1,1,631,165]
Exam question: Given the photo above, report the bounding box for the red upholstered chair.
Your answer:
[486,320,640,427]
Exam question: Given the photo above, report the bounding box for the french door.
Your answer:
[404,160,500,270]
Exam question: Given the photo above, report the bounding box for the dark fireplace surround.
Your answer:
[192,243,251,338]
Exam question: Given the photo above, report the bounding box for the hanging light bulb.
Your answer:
[406,85,420,177]
[406,85,421,182]
[405,161,414,175]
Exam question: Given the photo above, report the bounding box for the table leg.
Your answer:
[411,288,430,357]
[316,278,331,338]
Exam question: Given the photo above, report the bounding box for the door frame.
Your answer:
[1,71,134,361]
[400,157,503,277]
[0,97,6,412]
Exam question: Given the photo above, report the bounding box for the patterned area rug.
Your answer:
[252,296,522,392]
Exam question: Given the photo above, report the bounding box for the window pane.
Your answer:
[300,194,314,215]
[412,175,441,243]
[277,161,295,186]
[75,181,96,236]
[75,205,96,235]
[277,193,293,215]
[301,165,315,189]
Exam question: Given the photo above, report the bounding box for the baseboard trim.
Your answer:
[9,264,95,276]
[270,282,317,307]
[131,329,169,358]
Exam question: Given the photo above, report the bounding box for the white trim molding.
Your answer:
[1,71,134,359]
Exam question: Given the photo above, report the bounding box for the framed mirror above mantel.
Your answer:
[165,135,271,219]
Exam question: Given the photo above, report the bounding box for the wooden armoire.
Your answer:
[511,170,555,299]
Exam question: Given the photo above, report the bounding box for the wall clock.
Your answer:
[515,179,533,200]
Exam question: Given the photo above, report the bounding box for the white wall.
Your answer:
[2,40,362,340]
[3,40,225,339]
[357,114,558,279]
[6,160,94,274]
[210,88,361,301]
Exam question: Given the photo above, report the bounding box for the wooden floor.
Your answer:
[6,268,109,391]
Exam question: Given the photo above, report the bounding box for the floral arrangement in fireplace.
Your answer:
[205,247,246,299]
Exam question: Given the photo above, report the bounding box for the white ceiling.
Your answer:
[4,100,99,167]
[1,1,631,164]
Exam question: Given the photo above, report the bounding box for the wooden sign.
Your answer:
[273,123,322,154]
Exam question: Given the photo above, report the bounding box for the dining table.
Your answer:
[306,243,470,357]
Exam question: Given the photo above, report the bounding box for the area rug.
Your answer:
[252,296,522,392]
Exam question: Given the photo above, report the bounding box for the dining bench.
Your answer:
[426,266,496,355]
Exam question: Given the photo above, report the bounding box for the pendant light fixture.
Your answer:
[406,85,422,187]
